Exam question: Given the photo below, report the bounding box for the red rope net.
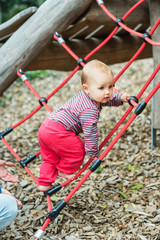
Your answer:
[0,0,160,239]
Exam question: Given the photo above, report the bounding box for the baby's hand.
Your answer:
[121,93,130,103]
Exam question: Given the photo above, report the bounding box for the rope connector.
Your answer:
[39,97,48,106]
[17,69,27,81]
[34,229,45,240]
[54,32,65,45]
[134,101,147,115]
[142,32,151,42]
[44,184,62,197]
[96,0,104,6]
[0,127,13,140]
[46,200,67,221]
[77,58,86,67]
[20,154,37,168]
[90,158,102,172]
[115,18,124,27]
[128,96,139,107]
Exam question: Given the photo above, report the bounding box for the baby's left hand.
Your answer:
[121,93,130,103]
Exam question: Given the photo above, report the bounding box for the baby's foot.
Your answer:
[57,170,75,180]
[38,185,53,192]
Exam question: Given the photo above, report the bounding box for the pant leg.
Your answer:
[38,118,60,185]
[38,118,85,183]
[56,130,86,174]
[0,194,17,231]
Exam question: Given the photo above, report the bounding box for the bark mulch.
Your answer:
[0,59,159,240]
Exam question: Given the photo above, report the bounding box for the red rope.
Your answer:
[47,66,80,100]
[41,219,51,231]
[99,0,160,46]
[12,105,42,129]
[1,138,21,161]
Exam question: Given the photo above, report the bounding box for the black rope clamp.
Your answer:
[115,18,124,27]
[20,154,36,168]
[134,101,147,115]
[90,158,102,172]
[77,58,86,67]
[142,33,151,42]
[0,127,13,140]
[44,184,62,197]
[46,200,67,221]
[128,96,139,107]
[39,97,48,106]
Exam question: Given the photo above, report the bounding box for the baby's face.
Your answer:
[83,68,114,106]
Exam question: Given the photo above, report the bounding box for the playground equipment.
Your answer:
[0,0,159,146]
[0,0,160,239]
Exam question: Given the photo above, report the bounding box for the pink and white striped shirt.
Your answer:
[49,90,122,157]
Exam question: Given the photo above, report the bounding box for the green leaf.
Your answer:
[131,190,139,194]
[125,164,139,172]
[130,184,143,190]
[116,183,123,190]
[95,166,104,173]
[96,192,103,197]
[102,204,107,209]
[50,196,64,202]
[119,191,129,199]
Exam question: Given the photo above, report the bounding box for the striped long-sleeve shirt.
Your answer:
[49,90,123,157]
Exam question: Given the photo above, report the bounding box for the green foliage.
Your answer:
[0,93,13,107]
[16,70,54,82]
[130,184,143,194]
[0,0,45,23]
[125,164,140,172]
[26,70,51,80]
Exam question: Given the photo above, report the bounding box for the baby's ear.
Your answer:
[82,84,89,94]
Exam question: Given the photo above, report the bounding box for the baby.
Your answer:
[38,60,130,191]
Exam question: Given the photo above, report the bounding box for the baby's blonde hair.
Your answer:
[81,59,113,85]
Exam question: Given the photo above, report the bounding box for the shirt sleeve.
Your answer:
[79,108,100,158]
[102,93,123,107]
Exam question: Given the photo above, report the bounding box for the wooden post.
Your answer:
[148,0,160,148]
[0,0,91,95]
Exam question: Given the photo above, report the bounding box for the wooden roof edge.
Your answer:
[0,0,150,41]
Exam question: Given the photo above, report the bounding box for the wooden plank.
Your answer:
[26,35,152,71]
[0,0,92,95]
[0,7,37,39]
[148,1,160,132]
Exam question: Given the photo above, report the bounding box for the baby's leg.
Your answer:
[57,170,76,180]
[56,131,85,178]
[39,185,53,192]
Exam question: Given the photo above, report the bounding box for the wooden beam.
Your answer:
[0,0,92,95]
[0,7,37,41]
[148,0,160,147]
[26,35,152,71]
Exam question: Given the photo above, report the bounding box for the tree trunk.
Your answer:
[0,0,91,95]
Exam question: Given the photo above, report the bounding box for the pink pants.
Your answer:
[38,117,85,186]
